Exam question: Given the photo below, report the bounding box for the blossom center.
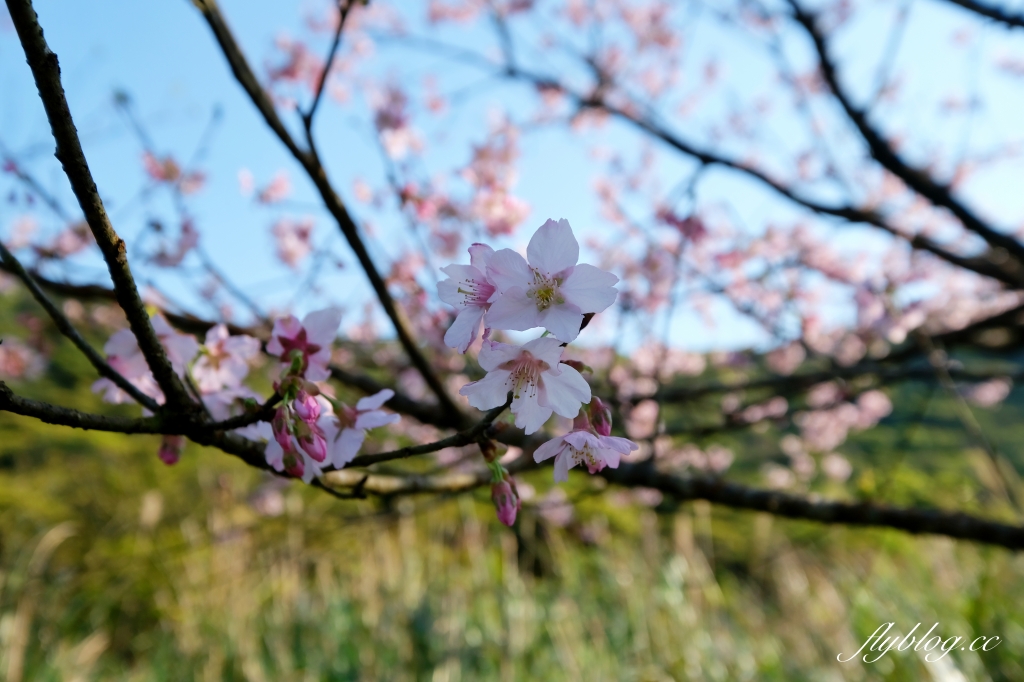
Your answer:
[526,269,565,311]
[457,276,495,306]
[569,440,605,473]
[500,351,550,401]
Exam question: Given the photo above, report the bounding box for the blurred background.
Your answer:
[3,0,1024,678]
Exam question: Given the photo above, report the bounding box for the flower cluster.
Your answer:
[439,219,637,524]
[262,308,399,482]
[93,307,399,476]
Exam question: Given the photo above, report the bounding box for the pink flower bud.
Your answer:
[491,478,521,527]
[589,397,613,437]
[293,390,320,424]
[298,427,329,463]
[272,407,294,452]
[282,450,305,479]
[158,435,185,466]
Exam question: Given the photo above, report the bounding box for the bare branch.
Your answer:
[788,0,1024,271]
[940,0,1024,29]
[6,0,195,409]
[302,0,355,130]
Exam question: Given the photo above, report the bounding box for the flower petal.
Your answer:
[512,395,552,434]
[355,410,400,430]
[538,304,584,343]
[468,242,495,272]
[331,427,365,468]
[521,336,566,368]
[600,436,640,454]
[534,436,567,463]
[444,305,485,353]
[540,364,591,418]
[478,341,524,372]
[486,287,540,332]
[356,388,395,411]
[527,219,579,275]
[487,248,532,292]
[553,450,572,482]
[561,263,619,314]
[302,306,343,346]
[460,371,512,410]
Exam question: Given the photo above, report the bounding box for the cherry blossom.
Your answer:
[437,243,499,353]
[486,219,619,343]
[266,307,341,382]
[460,337,591,434]
[271,218,315,269]
[92,315,200,404]
[320,389,401,469]
[192,324,261,393]
[534,428,639,482]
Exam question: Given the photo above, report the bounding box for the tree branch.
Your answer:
[6,0,195,409]
[940,0,1024,29]
[788,0,1024,271]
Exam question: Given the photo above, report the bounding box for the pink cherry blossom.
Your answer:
[192,324,261,393]
[533,429,638,482]
[91,315,200,404]
[271,218,315,269]
[437,243,499,353]
[320,389,401,469]
[257,171,292,204]
[459,337,591,434]
[0,337,45,380]
[486,219,618,342]
[266,307,342,382]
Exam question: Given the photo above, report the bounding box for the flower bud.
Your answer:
[282,450,305,479]
[293,390,320,424]
[299,427,329,463]
[589,397,613,437]
[491,478,521,527]
[158,435,185,466]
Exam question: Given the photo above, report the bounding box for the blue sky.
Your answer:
[3,0,1024,353]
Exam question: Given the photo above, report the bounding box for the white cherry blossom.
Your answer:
[485,219,618,343]
[437,243,499,353]
[534,430,638,482]
[459,337,591,434]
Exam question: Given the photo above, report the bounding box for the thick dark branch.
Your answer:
[347,400,509,468]
[6,0,194,409]
[193,0,462,419]
[941,0,1024,28]
[0,381,166,433]
[602,462,1024,551]
[325,448,1024,551]
[789,0,1024,272]
[0,242,161,411]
